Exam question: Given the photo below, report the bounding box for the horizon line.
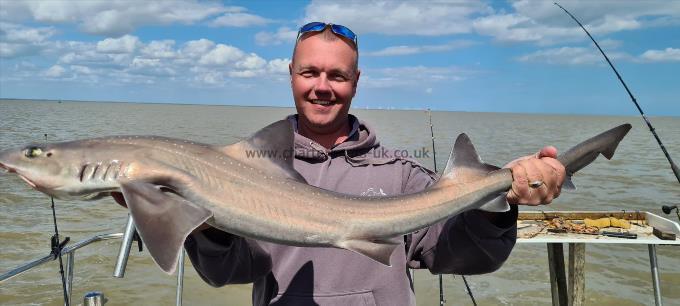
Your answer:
[1,97,676,118]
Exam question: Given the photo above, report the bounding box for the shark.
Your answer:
[0,121,632,273]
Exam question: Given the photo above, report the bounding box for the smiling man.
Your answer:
[183,23,565,305]
[289,23,360,149]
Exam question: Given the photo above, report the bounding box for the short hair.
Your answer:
[291,27,359,73]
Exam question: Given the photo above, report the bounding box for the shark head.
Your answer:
[0,140,120,200]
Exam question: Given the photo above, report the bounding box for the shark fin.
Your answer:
[563,177,576,190]
[219,120,306,183]
[477,195,511,212]
[121,182,212,274]
[436,133,500,187]
[337,237,401,266]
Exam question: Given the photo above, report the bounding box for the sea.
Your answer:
[0,99,678,305]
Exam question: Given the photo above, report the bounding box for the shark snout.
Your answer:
[0,161,12,173]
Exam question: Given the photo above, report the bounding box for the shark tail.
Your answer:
[558,124,632,190]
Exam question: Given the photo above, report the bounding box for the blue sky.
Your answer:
[1,0,679,116]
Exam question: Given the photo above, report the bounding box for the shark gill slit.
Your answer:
[89,164,99,180]
[78,164,87,182]
[101,162,112,181]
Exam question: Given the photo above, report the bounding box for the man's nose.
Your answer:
[313,74,332,97]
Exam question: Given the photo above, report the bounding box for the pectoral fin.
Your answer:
[121,182,212,274]
[337,237,401,266]
[478,194,511,212]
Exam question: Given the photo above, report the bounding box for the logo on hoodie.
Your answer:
[361,188,387,197]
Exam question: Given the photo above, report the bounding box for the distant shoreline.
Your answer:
[0,97,293,109]
[1,97,675,118]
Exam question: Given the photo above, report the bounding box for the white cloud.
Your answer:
[0,22,55,58]
[37,36,286,85]
[361,66,469,89]
[0,22,55,43]
[0,42,34,58]
[235,53,266,70]
[70,65,93,74]
[194,71,225,85]
[210,12,271,27]
[228,70,259,78]
[366,40,476,56]
[141,40,176,59]
[512,0,680,27]
[225,56,291,79]
[43,65,66,77]
[640,48,680,62]
[516,47,631,65]
[198,44,245,66]
[96,35,141,54]
[131,58,161,68]
[298,0,677,46]
[59,48,133,69]
[0,0,228,36]
[474,14,537,41]
[303,0,491,36]
[255,27,298,46]
[267,58,290,74]
[181,39,216,59]
[599,39,623,49]
[474,0,680,45]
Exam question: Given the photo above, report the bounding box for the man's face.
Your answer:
[290,33,360,134]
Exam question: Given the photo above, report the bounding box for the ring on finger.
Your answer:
[529,180,544,188]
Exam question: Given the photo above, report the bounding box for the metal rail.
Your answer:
[0,233,123,282]
[0,232,187,306]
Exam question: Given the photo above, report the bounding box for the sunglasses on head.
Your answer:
[296,22,358,48]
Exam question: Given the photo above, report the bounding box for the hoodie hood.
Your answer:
[287,114,395,166]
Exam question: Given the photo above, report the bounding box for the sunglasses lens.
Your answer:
[331,24,356,42]
[300,22,326,33]
[297,22,358,47]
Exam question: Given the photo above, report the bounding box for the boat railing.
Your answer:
[0,231,187,306]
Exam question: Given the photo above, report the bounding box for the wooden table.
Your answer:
[516,211,680,306]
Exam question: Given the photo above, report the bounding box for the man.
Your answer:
[182,23,565,305]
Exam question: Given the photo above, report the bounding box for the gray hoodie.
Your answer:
[184,115,518,306]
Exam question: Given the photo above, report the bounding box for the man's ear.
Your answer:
[353,69,361,94]
[288,62,293,86]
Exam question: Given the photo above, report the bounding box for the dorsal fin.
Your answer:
[219,120,306,183]
[436,133,509,212]
[437,133,500,186]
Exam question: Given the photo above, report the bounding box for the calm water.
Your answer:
[0,100,678,305]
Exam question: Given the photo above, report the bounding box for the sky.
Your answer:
[1,0,679,116]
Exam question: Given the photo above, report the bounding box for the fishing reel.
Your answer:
[661,205,680,222]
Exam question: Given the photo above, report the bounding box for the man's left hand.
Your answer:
[505,146,565,205]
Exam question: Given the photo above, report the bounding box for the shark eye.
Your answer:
[24,147,43,158]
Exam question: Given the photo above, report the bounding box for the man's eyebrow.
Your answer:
[329,68,352,75]
[294,65,353,76]
[295,64,316,71]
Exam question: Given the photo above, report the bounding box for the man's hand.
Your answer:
[505,146,565,205]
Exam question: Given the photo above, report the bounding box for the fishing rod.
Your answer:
[427,109,446,306]
[44,134,71,306]
[554,2,680,184]
[426,109,477,306]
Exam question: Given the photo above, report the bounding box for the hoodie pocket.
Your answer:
[270,290,377,306]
